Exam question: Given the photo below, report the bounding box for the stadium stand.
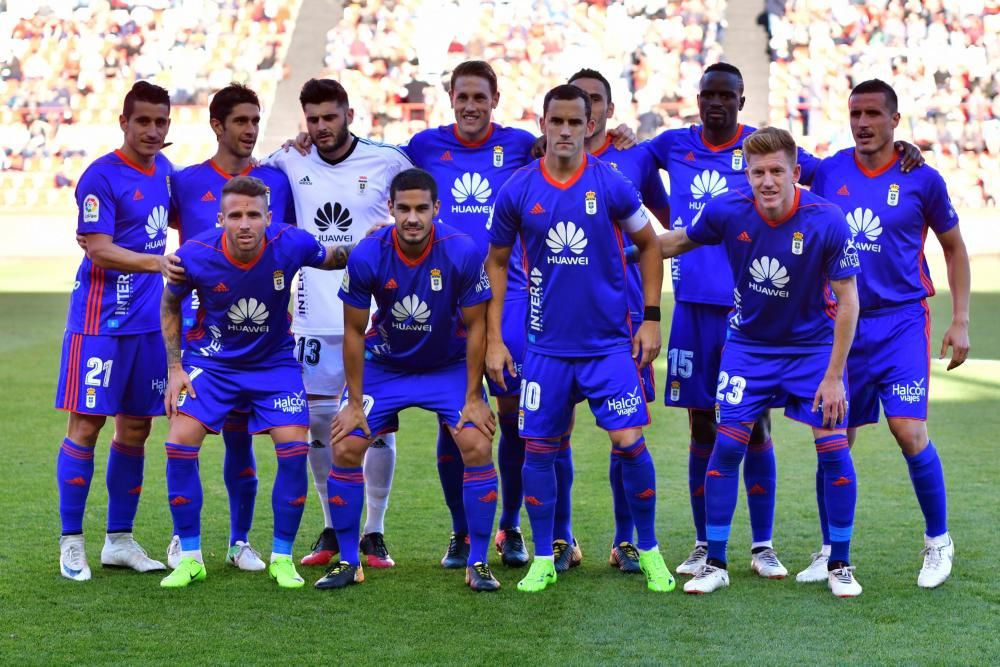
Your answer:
[321,0,727,144]
[0,0,298,208]
[768,0,999,207]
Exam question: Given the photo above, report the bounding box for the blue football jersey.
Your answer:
[168,224,326,368]
[687,187,860,352]
[647,124,821,307]
[404,123,536,299]
[339,222,491,371]
[68,150,173,335]
[812,149,959,312]
[170,160,296,327]
[592,138,669,325]
[489,156,647,357]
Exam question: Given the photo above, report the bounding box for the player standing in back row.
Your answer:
[486,85,674,594]
[54,81,175,581]
[166,83,296,572]
[264,79,412,569]
[802,79,969,589]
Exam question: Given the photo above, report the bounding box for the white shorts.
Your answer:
[294,333,346,397]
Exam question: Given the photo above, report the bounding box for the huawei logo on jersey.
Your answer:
[144,205,168,250]
[545,221,589,265]
[845,207,883,252]
[227,297,270,333]
[690,170,728,200]
[314,202,352,232]
[452,173,492,204]
[748,256,790,297]
[391,295,432,332]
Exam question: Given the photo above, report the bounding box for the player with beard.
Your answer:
[164,83,295,573]
[264,79,412,570]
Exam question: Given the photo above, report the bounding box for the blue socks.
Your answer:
[57,438,95,535]
[272,441,308,556]
[552,435,574,543]
[744,437,777,544]
[436,426,467,534]
[613,436,658,551]
[222,417,257,546]
[327,464,365,566]
[609,449,634,545]
[815,463,830,545]
[816,433,856,564]
[905,441,948,538]
[165,443,202,546]
[105,440,145,533]
[462,464,498,565]
[688,439,713,543]
[496,412,524,529]
[705,423,752,565]
[522,439,559,557]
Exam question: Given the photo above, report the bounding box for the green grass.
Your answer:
[1,287,998,665]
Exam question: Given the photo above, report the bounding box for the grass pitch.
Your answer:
[1,282,998,665]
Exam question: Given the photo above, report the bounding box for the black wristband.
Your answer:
[643,306,661,322]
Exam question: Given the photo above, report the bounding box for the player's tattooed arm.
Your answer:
[320,242,356,270]
[813,275,859,428]
[484,244,515,390]
[160,288,196,417]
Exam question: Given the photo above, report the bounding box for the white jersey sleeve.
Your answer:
[275,138,413,335]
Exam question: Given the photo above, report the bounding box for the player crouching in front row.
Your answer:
[318,168,501,592]
[158,176,354,589]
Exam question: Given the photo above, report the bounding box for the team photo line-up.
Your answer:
[54,58,969,597]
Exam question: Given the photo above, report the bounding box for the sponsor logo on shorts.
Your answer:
[891,377,927,404]
[546,222,588,265]
[607,385,643,417]
[273,390,307,414]
[748,256,790,297]
[151,377,166,395]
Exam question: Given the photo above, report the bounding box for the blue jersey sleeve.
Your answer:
[488,176,522,247]
[686,196,726,246]
[286,226,327,269]
[273,173,297,226]
[646,130,673,171]
[457,240,492,307]
[338,240,377,309]
[75,168,117,235]
[638,145,669,212]
[797,148,822,187]
[810,158,830,198]
[922,168,960,236]
[606,167,643,221]
[825,213,862,280]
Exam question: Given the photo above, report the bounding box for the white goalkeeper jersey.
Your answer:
[264,136,413,335]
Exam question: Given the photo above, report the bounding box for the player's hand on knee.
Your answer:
[160,254,185,283]
[812,375,846,428]
[454,398,496,439]
[633,321,661,369]
[165,366,195,418]
[332,402,369,443]
[608,123,638,149]
[283,132,311,156]
[940,323,970,370]
[485,342,514,391]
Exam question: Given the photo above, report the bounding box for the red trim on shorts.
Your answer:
[177,409,221,434]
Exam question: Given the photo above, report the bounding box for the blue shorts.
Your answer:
[178,361,308,434]
[486,296,526,397]
[716,342,848,429]
[848,301,931,428]
[519,348,650,439]
[55,331,166,417]
[664,301,731,410]
[340,361,485,438]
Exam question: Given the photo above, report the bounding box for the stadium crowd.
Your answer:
[767,0,1000,207]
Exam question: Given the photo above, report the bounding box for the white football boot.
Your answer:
[101,533,167,572]
[917,534,954,589]
[59,535,92,581]
[683,563,730,594]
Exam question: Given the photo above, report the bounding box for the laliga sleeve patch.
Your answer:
[83,194,99,222]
